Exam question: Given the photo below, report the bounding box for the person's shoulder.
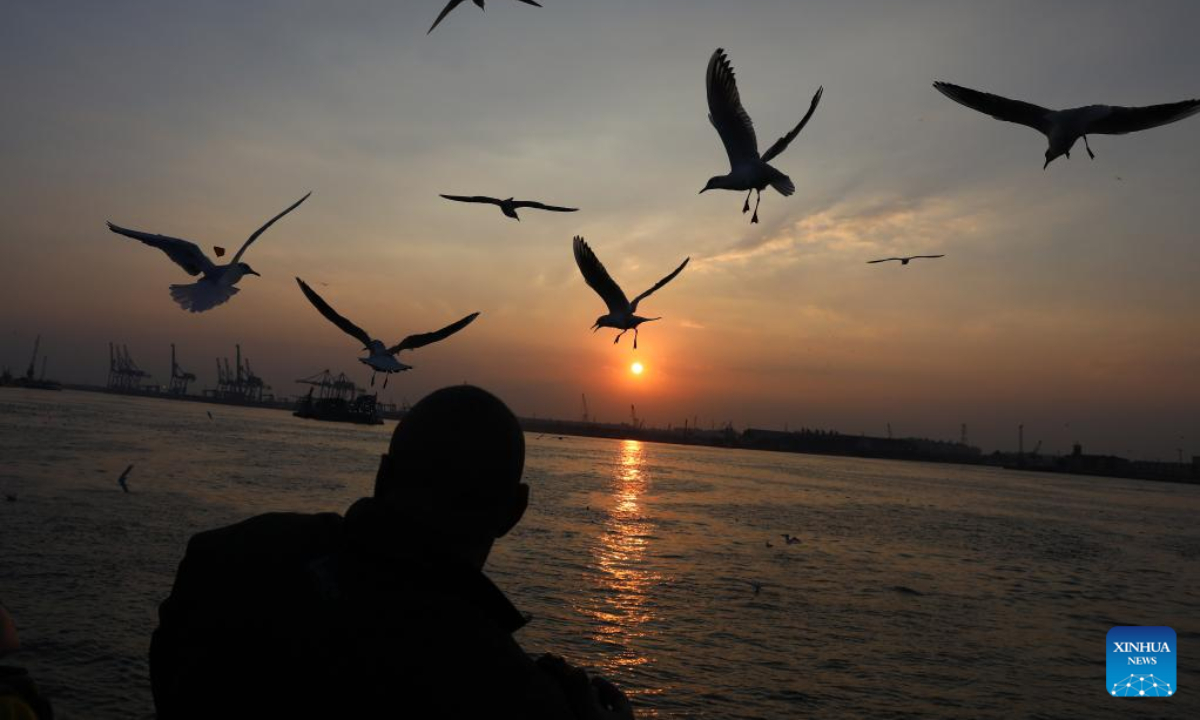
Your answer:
[184,510,345,570]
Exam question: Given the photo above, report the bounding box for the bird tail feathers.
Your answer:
[770,174,796,197]
[169,282,238,313]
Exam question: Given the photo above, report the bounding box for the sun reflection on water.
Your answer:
[583,439,661,676]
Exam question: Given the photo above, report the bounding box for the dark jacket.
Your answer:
[150,497,569,719]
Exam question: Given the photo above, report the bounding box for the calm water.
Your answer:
[1,388,1198,719]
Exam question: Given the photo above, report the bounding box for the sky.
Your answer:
[1,0,1198,460]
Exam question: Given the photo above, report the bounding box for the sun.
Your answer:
[630,362,644,376]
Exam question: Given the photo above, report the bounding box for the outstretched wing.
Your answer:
[911,254,945,260]
[1087,99,1200,135]
[573,236,630,314]
[440,194,503,206]
[933,82,1052,133]
[106,222,215,276]
[231,192,311,264]
[867,258,900,264]
[515,0,543,6]
[761,85,824,163]
[630,256,689,313]
[428,0,468,34]
[511,200,578,213]
[296,277,373,348]
[388,312,480,354]
[707,48,760,167]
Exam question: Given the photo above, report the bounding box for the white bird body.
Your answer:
[701,48,823,223]
[107,193,310,312]
[933,82,1200,168]
[296,278,478,387]
[573,236,689,349]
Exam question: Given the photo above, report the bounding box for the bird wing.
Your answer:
[441,194,502,206]
[761,85,824,163]
[515,0,543,6]
[296,277,373,348]
[387,312,480,354]
[1086,99,1200,135]
[118,464,134,482]
[707,48,760,167]
[231,192,311,264]
[106,222,215,276]
[428,0,468,34]
[912,254,945,260]
[573,236,630,314]
[630,256,689,313]
[866,258,900,264]
[932,82,1052,133]
[510,200,578,213]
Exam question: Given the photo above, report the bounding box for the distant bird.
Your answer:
[439,194,577,221]
[4,494,15,503]
[765,539,773,548]
[428,0,542,34]
[206,411,214,421]
[781,534,801,545]
[933,81,1200,169]
[701,48,823,223]
[296,278,479,388]
[867,255,944,266]
[107,193,310,312]
[117,464,134,493]
[572,236,688,350]
[737,579,764,595]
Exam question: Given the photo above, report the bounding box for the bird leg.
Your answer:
[633,328,639,350]
[751,189,761,224]
[383,374,389,389]
[614,329,628,344]
[742,190,752,214]
[1083,135,1095,160]
[370,372,376,386]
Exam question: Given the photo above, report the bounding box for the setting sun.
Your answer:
[630,362,644,375]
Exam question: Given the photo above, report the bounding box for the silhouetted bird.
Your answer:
[4,494,15,503]
[118,464,134,493]
[296,278,479,388]
[107,193,310,312]
[737,579,764,595]
[933,82,1200,169]
[701,48,823,223]
[764,539,773,548]
[439,194,577,221]
[206,411,214,421]
[867,255,944,266]
[573,236,688,350]
[428,0,542,34]
[781,534,801,545]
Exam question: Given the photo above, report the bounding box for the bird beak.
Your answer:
[698,187,708,194]
[1043,159,1049,170]
[591,322,600,332]
[248,270,261,277]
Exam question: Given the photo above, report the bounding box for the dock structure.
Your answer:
[168,344,196,395]
[293,369,382,425]
[107,342,150,392]
[296,369,360,403]
[207,344,271,403]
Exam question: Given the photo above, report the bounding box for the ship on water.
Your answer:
[293,369,383,425]
[1,335,62,391]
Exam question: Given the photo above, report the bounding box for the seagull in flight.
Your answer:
[107,193,310,312]
[573,236,688,350]
[736,579,765,595]
[933,82,1200,169]
[867,255,944,266]
[428,0,542,34]
[701,48,823,224]
[117,464,134,493]
[439,194,577,221]
[296,278,479,388]
[781,534,801,545]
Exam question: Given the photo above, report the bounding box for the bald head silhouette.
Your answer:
[374,385,528,551]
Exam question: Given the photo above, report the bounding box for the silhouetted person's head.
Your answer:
[374,385,527,566]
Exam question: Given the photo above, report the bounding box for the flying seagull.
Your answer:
[428,0,542,34]
[701,48,823,223]
[439,194,577,221]
[736,579,765,595]
[781,534,801,545]
[933,82,1200,169]
[573,236,688,350]
[296,278,479,388]
[117,464,134,493]
[867,255,945,266]
[107,193,310,312]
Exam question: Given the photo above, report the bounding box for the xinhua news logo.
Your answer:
[1108,626,1176,697]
